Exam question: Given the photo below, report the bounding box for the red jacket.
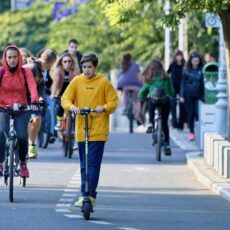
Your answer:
[0,45,39,107]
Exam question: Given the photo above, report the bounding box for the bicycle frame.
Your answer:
[58,111,75,158]
[1,103,41,202]
[4,113,19,185]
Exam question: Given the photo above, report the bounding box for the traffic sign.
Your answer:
[205,13,221,28]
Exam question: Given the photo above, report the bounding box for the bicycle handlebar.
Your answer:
[0,103,43,114]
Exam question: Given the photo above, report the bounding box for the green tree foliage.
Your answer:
[0,0,220,71]
[47,0,166,71]
[0,2,53,56]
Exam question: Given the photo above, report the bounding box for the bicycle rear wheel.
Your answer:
[67,113,74,158]
[9,140,15,202]
[156,118,162,162]
[38,108,51,148]
[127,99,134,133]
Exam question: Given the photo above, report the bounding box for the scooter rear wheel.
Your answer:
[82,202,91,220]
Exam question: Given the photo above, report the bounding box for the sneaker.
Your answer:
[164,144,172,156]
[146,124,154,133]
[73,142,78,150]
[19,162,29,178]
[28,145,38,159]
[188,133,195,141]
[54,120,62,131]
[49,135,56,144]
[0,163,3,176]
[74,196,96,207]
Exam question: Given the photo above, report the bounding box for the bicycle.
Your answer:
[123,86,141,133]
[37,101,51,149]
[0,103,37,202]
[151,88,168,161]
[57,111,75,158]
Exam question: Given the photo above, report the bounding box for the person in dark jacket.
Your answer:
[167,50,187,129]
[180,51,204,141]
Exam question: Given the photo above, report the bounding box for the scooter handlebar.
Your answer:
[79,107,97,115]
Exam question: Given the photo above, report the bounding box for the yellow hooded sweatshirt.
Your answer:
[61,73,119,142]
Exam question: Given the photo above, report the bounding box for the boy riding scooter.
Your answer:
[61,52,119,217]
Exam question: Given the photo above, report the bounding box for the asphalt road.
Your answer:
[1,132,230,230]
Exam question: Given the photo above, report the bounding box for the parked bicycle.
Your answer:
[0,103,38,202]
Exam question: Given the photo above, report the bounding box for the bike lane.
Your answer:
[1,132,230,230]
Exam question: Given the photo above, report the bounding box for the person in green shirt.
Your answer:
[138,59,174,155]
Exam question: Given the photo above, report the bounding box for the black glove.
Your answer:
[31,101,39,111]
[39,99,46,108]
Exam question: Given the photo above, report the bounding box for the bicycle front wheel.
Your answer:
[156,118,162,162]
[9,140,15,202]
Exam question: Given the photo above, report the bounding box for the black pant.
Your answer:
[148,98,170,144]
[184,95,199,133]
[0,112,30,163]
[55,97,64,118]
[170,96,187,129]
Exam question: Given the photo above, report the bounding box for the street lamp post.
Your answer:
[11,0,16,11]
[215,24,228,137]
[178,16,188,60]
[164,0,172,70]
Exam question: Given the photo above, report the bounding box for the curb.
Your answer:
[186,151,230,202]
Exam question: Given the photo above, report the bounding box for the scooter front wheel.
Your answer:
[82,202,91,220]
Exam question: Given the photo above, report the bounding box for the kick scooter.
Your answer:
[79,107,97,220]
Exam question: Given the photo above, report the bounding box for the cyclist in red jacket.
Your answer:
[0,45,39,177]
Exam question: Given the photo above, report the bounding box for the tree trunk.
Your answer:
[219,8,230,141]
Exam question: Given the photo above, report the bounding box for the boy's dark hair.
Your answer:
[80,52,98,67]
[68,39,79,45]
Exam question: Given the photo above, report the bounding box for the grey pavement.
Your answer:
[170,127,230,202]
[1,118,230,229]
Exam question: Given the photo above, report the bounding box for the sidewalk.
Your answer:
[170,128,230,202]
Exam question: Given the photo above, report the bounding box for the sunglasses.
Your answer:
[62,60,72,64]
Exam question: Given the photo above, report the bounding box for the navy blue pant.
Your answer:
[78,141,105,198]
[184,96,199,133]
[0,111,30,163]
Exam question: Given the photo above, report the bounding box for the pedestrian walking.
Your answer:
[167,50,187,130]
[180,51,204,141]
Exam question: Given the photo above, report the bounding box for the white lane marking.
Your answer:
[70,180,80,184]
[64,214,82,219]
[56,203,71,208]
[118,228,140,230]
[59,198,74,202]
[67,184,79,188]
[64,189,79,192]
[62,193,76,197]
[89,221,114,225]
[55,209,71,213]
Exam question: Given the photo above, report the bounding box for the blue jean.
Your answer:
[78,141,105,198]
[46,96,55,135]
[0,111,30,163]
